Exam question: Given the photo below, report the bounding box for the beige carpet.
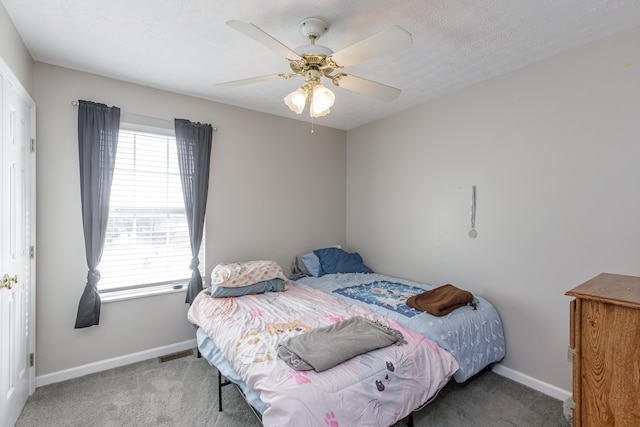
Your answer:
[16,354,568,426]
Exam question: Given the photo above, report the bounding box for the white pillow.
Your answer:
[211,260,287,288]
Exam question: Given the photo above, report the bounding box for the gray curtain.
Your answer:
[174,119,213,304]
[74,100,120,328]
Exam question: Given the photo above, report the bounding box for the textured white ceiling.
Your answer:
[3,0,640,130]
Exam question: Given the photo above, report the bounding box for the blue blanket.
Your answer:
[296,273,505,383]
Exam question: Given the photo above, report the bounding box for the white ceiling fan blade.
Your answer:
[333,74,401,102]
[215,74,283,88]
[227,20,300,60]
[330,26,412,68]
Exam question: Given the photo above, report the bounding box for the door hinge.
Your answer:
[567,346,575,363]
[30,353,34,367]
[30,246,35,259]
[31,138,36,152]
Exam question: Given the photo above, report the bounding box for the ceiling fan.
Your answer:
[216,17,413,118]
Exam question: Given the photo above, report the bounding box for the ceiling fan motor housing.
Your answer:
[295,17,334,57]
[297,17,328,40]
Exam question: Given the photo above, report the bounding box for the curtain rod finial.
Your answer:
[71,100,79,106]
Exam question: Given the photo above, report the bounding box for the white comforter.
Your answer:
[188,282,458,427]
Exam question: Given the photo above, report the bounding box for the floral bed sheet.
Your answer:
[188,282,458,427]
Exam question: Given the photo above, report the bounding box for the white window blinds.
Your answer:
[98,128,204,293]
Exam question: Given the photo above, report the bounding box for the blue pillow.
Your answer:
[313,248,374,276]
[300,245,342,277]
[208,278,286,298]
[300,252,322,277]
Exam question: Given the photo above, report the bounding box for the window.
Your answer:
[98,126,204,296]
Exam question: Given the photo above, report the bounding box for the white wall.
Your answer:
[346,26,640,393]
[33,63,346,377]
[0,1,33,94]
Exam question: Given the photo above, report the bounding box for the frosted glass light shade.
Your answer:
[310,84,335,118]
[284,88,307,114]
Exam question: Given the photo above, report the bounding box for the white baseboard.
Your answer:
[36,339,197,388]
[491,363,572,402]
[36,341,572,404]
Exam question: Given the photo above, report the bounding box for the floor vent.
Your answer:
[158,349,194,363]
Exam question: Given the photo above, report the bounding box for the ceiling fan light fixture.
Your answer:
[310,84,335,117]
[284,87,307,114]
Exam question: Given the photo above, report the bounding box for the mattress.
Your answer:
[296,272,505,382]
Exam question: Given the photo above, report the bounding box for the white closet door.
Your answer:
[0,65,35,427]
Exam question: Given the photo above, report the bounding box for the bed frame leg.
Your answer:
[407,412,414,427]
[218,370,223,412]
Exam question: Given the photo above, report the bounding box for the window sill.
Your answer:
[100,284,187,304]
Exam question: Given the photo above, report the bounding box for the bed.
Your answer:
[187,253,505,426]
[189,280,459,426]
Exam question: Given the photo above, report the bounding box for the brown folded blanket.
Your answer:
[407,284,475,316]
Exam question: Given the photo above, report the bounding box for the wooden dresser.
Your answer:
[566,273,640,426]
